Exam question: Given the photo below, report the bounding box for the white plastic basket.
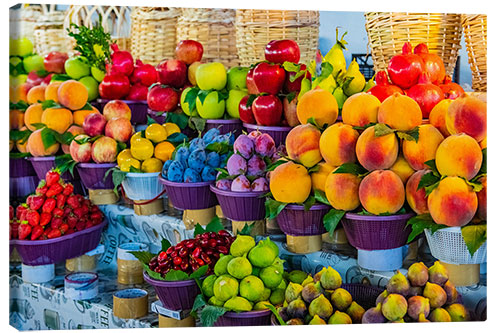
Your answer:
[122,172,164,201]
[424,227,487,265]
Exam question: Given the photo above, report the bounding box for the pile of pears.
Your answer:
[201,235,287,312]
[362,261,469,323]
[277,267,365,325]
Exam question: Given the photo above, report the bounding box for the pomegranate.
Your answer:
[126,83,148,101]
[147,84,179,112]
[109,44,134,77]
[406,72,445,118]
[387,42,425,89]
[130,59,158,87]
[414,43,446,85]
[367,71,404,102]
[439,75,465,100]
[98,72,130,100]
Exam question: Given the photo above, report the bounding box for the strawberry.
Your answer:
[75,194,84,203]
[67,195,80,209]
[56,194,67,209]
[30,225,44,240]
[50,217,63,229]
[43,228,52,239]
[65,228,75,235]
[16,204,28,220]
[82,199,91,208]
[45,169,60,187]
[27,195,45,211]
[47,228,61,239]
[67,214,78,228]
[46,183,63,197]
[52,207,64,217]
[59,224,69,234]
[9,206,14,220]
[42,198,56,214]
[36,180,48,196]
[25,210,40,226]
[85,221,94,229]
[18,221,32,240]
[40,212,51,226]
[81,205,89,215]
[63,207,72,217]
[62,183,74,196]
[90,212,103,224]
[11,220,20,239]
[75,221,85,231]
[73,207,85,219]
[91,205,100,213]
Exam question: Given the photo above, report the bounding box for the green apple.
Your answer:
[65,56,90,79]
[23,54,45,73]
[226,89,248,118]
[10,56,23,67]
[195,62,227,91]
[226,66,249,90]
[79,76,99,101]
[10,37,33,57]
[180,87,198,116]
[91,66,106,82]
[196,91,225,119]
[10,74,28,87]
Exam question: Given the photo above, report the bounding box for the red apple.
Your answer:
[103,100,132,121]
[91,136,117,163]
[252,62,285,95]
[105,117,133,143]
[126,83,149,101]
[69,134,92,162]
[41,73,53,86]
[147,84,179,112]
[156,59,187,88]
[44,51,69,74]
[83,113,107,137]
[26,70,44,86]
[284,63,311,93]
[246,67,258,95]
[175,40,204,65]
[252,95,283,126]
[239,95,256,124]
[265,40,301,64]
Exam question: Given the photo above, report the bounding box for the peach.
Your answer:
[83,113,107,137]
[446,94,487,142]
[24,103,43,131]
[270,161,312,204]
[476,176,486,221]
[61,125,84,154]
[285,124,322,168]
[73,107,100,127]
[319,122,359,167]
[311,162,335,192]
[57,80,88,110]
[359,170,405,215]
[15,126,29,153]
[324,170,361,211]
[41,107,73,134]
[428,176,478,227]
[105,117,133,143]
[480,137,486,149]
[406,170,431,214]
[11,83,30,103]
[26,129,60,157]
[355,126,399,171]
[378,92,422,131]
[402,124,444,170]
[435,134,482,180]
[44,81,62,103]
[296,88,339,127]
[429,99,452,137]
[342,92,381,127]
[103,100,132,121]
[91,136,118,163]
[10,109,25,130]
[390,154,415,184]
[70,134,92,162]
[27,85,46,104]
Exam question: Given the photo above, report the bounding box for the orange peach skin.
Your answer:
[325,171,361,211]
[270,161,312,204]
[403,124,444,170]
[320,122,359,167]
[342,92,381,128]
[446,95,487,142]
[311,162,335,192]
[355,126,399,171]
[390,154,415,184]
[378,93,422,131]
[429,99,452,137]
[406,170,432,214]
[359,170,405,215]
[285,124,322,168]
[435,133,482,180]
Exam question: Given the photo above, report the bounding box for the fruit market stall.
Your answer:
[9,3,487,329]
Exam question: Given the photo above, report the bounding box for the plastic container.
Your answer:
[210,185,267,221]
[147,108,166,124]
[10,176,38,198]
[425,227,487,264]
[215,309,271,326]
[64,272,99,300]
[143,272,200,311]
[96,99,148,125]
[77,163,116,189]
[341,283,384,309]
[342,212,414,250]
[117,242,149,284]
[204,118,242,136]
[11,220,107,266]
[159,176,217,210]
[357,246,406,271]
[242,123,292,147]
[21,263,55,283]
[277,204,329,236]
[122,172,163,201]
[10,157,36,178]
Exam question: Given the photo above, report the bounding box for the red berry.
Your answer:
[56,194,67,209]
[27,195,45,211]
[200,239,209,248]
[185,239,195,249]
[42,198,56,214]
[46,183,63,197]
[50,217,63,229]
[166,246,174,255]
[9,206,14,220]
[178,248,188,258]
[45,169,60,186]
[196,258,205,266]
[62,183,74,196]
[25,210,40,226]
[18,222,32,240]
[158,251,168,262]
[173,257,182,266]
[218,229,231,237]
[217,246,229,255]
[208,239,217,248]
[192,247,202,258]
[30,225,44,240]
[52,207,64,217]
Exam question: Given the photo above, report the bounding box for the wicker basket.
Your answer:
[364,12,462,77]
[235,9,319,66]
[10,4,43,40]
[33,7,74,56]
[177,8,239,67]
[129,7,180,65]
[462,14,487,92]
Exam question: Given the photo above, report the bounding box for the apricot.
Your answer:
[285,124,322,168]
[311,162,335,192]
[61,125,84,154]
[26,128,60,157]
[390,154,415,184]
[428,176,478,227]
[73,107,100,127]
[446,94,487,142]
[44,81,62,103]
[41,107,73,134]
[15,126,29,153]
[296,88,339,127]
[355,126,399,171]
[11,83,30,103]
[342,92,381,127]
[406,170,431,215]
[57,80,88,110]
[378,93,422,131]
[10,109,25,130]
[402,124,444,170]
[435,134,482,180]
[26,85,46,104]
[476,176,486,221]
[319,122,359,167]
[324,170,361,211]
[24,103,43,131]
[429,99,452,137]
[359,170,405,215]
[270,161,312,204]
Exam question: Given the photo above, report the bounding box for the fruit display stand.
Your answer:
[96,99,148,125]
[10,156,38,199]
[121,172,165,215]
[76,163,119,205]
[204,118,242,136]
[29,156,86,195]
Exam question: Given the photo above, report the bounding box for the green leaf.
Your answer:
[80,102,94,111]
[111,168,127,195]
[307,117,319,128]
[36,69,49,77]
[479,148,486,175]
[424,181,440,197]
[266,159,288,172]
[333,162,368,177]
[147,115,157,125]
[116,141,127,153]
[417,172,440,191]
[40,127,58,150]
[185,87,200,112]
[190,117,207,133]
[163,269,190,281]
[323,208,346,237]
[10,152,32,159]
[264,304,286,326]
[200,306,228,327]
[9,129,31,143]
[142,264,163,280]
[464,178,484,192]
[10,100,29,111]
[206,141,231,155]
[129,165,142,173]
[161,239,171,252]
[246,94,257,108]
[461,224,487,257]
[189,265,209,280]
[303,195,316,211]
[286,92,297,103]
[406,214,447,243]
[30,123,47,130]
[59,131,76,145]
[352,122,377,131]
[197,90,212,105]
[165,112,189,130]
[194,224,206,237]
[238,222,255,236]
[51,74,72,82]
[424,159,439,176]
[191,294,207,318]
[316,62,334,83]
[307,164,320,174]
[217,90,229,103]
[166,132,188,145]
[314,190,330,205]
[373,123,395,137]
[55,154,77,177]
[265,199,287,220]
[282,61,301,73]
[41,100,63,110]
[205,217,225,233]
[396,126,420,142]
[129,251,155,265]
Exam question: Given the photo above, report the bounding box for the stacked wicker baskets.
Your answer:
[235,9,320,66]
[177,8,239,67]
[462,14,487,92]
[10,4,43,40]
[364,12,463,77]
[129,7,181,65]
[33,6,73,56]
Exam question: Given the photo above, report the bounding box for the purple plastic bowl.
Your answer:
[10,176,38,198]
[77,163,116,189]
[341,212,415,251]
[29,156,80,181]
[147,108,166,124]
[277,204,329,236]
[10,157,36,178]
[204,118,243,136]
[97,99,148,125]
[159,176,217,210]
[215,310,271,327]
[210,185,267,221]
[143,272,200,311]
[10,220,107,266]
[242,123,292,147]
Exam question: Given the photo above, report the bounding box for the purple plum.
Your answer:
[247,130,261,142]
[216,178,232,190]
[247,154,267,176]
[251,177,269,192]
[233,135,255,159]
[231,175,251,192]
[226,154,247,176]
[255,133,276,157]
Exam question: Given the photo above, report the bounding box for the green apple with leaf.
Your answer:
[195,62,227,91]
[180,87,199,116]
[196,91,225,119]
[91,66,106,82]
[226,89,248,118]
[23,54,45,73]
[226,66,249,90]
[65,56,90,79]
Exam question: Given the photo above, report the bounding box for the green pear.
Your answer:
[323,28,348,77]
[343,59,366,96]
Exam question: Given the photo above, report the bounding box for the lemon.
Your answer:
[141,157,163,173]
[145,123,167,143]
[162,122,181,137]
[120,158,141,172]
[154,141,175,162]
[117,149,133,167]
[131,138,154,160]
[130,131,144,144]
